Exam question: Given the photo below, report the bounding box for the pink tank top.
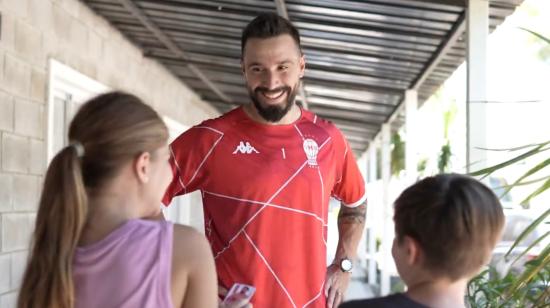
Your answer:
[73,219,173,308]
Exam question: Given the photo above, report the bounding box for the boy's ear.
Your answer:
[403,235,422,266]
[134,152,151,184]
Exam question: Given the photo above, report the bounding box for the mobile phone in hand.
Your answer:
[223,283,255,304]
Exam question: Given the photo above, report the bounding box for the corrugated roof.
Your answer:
[83,0,523,155]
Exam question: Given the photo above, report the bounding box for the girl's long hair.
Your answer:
[17,92,168,308]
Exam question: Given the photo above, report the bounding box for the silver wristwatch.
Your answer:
[339,258,353,273]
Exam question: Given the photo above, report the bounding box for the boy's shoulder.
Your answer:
[340,293,429,308]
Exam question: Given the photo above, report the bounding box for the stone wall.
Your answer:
[0,0,218,305]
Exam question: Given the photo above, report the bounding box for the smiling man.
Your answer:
[163,13,367,308]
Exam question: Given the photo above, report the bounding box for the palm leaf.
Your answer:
[501,176,550,187]
[505,207,550,259]
[505,246,550,298]
[476,140,550,152]
[469,144,550,178]
[519,27,550,44]
[501,158,550,197]
[509,231,549,265]
[532,287,550,307]
[521,177,550,206]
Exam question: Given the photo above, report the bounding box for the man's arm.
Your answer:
[335,202,367,262]
[325,202,367,308]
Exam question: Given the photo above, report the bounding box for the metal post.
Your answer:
[367,143,378,285]
[466,0,489,172]
[405,89,418,182]
[380,123,391,295]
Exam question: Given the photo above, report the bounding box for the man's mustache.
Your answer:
[254,86,291,95]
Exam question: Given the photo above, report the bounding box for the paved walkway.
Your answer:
[344,269,376,302]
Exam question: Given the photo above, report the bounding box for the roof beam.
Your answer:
[407,0,465,8]
[117,0,233,103]
[274,0,289,19]
[411,11,466,90]
[385,9,466,130]
[273,0,309,109]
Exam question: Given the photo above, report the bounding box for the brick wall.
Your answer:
[0,0,219,305]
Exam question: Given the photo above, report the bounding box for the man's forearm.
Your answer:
[333,203,366,263]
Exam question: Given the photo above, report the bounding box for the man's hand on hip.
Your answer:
[325,264,351,308]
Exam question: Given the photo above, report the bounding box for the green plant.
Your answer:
[438,141,452,173]
[467,259,550,307]
[466,28,550,308]
[437,100,457,173]
[391,132,405,176]
[417,157,428,178]
[466,144,550,307]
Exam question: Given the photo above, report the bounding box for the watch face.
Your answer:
[341,259,353,272]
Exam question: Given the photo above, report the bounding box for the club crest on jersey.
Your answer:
[233,141,259,154]
[303,138,319,167]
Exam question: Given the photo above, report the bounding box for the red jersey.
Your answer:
[163,107,366,308]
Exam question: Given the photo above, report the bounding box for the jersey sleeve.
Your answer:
[330,127,367,208]
[162,125,223,205]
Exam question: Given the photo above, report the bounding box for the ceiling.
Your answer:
[83,0,523,156]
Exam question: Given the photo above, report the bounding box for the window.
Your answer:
[47,60,109,162]
[47,60,201,227]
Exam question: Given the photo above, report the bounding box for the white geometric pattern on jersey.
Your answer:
[169,145,187,192]
[213,159,309,259]
[176,126,224,192]
[343,141,348,159]
[295,124,327,247]
[245,231,297,308]
[302,279,326,308]
[203,190,327,225]
[294,124,305,140]
[317,167,327,245]
[185,124,333,307]
[213,136,332,260]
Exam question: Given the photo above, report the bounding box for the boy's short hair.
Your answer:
[394,174,504,280]
[241,13,301,57]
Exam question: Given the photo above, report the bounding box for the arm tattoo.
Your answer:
[338,204,366,225]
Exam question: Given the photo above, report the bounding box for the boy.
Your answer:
[341,174,504,308]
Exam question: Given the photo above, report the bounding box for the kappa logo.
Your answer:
[233,141,259,154]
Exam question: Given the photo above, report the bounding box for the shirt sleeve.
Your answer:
[162,125,223,205]
[330,127,367,208]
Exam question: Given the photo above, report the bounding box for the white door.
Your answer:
[47,60,109,162]
[47,60,202,229]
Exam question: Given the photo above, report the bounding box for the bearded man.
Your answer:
[163,13,367,308]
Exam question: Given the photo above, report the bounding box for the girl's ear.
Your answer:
[134,152,151,184]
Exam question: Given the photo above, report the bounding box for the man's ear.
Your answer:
[134,152,151,184]
[299,54,306,78]
[403,235,422,266]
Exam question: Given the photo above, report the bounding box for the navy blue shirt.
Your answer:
[340,293,429,308]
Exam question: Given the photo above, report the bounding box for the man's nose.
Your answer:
[261,70,281,89]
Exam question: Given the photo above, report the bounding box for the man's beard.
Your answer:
[248,84,298,123]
